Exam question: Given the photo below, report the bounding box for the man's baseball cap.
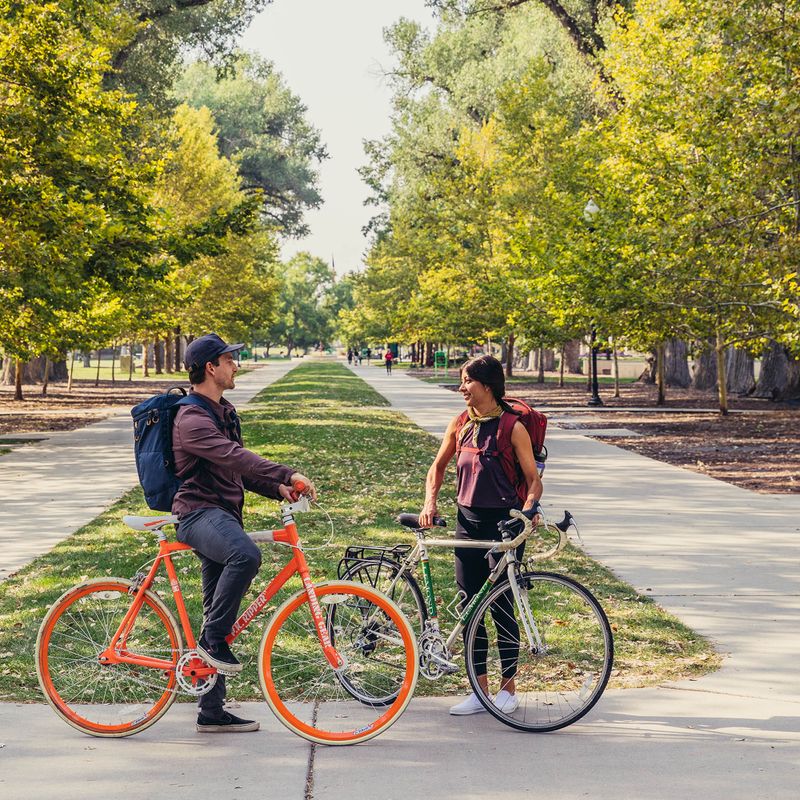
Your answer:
[184,333,244,371]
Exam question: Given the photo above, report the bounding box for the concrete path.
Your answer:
[341,364,800,796]
[0,360,297,580]
[2,362,798,800]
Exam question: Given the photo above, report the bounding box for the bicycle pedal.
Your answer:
[216,666,240,677]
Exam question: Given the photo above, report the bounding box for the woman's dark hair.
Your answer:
[188,355,219,386]
[461,355,514,411]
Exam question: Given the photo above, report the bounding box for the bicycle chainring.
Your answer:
[419,630,456,680]
[175,651,218,696]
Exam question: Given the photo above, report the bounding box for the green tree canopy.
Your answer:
[175,53,327,237]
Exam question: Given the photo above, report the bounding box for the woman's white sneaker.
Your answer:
[449,692,489,715]
[493,689,519,714]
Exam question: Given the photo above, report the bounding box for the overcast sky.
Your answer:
[238,1,436,274]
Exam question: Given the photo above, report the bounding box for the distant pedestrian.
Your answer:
[347,348,353,365]
[385,349,394,374]
[366,347,372,365]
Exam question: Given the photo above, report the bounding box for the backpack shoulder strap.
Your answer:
[454,410,469,453]
[497,408,520,452]
[176,394,225,433]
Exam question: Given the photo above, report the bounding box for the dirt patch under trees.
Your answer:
[0,378,181,435]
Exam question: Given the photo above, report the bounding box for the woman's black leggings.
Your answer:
[455,505,525,682]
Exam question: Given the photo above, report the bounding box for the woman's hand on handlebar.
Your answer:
[522,500,542,528]
[418,501,437,529]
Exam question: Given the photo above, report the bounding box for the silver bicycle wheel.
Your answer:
[464,571,613,732]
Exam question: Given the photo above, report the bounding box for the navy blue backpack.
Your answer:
[131,387,222,512]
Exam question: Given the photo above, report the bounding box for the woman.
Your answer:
[419,354,542,716]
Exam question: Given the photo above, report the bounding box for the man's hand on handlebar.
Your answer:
[279,473,317,503]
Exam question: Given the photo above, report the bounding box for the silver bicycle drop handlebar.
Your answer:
[489,509,568,561]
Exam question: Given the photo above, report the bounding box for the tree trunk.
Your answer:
[154,338,163,375]
[612,337,620,398]
[563,339,581,373]
[537,346,545,384]
[656,342,666,405]
[111,342,116,384]
[14,358,23,400]
[715,330,729,415]
[174,326,181,372]
[753,341,800,401]
[51,359,68,381]
[559,344,565,387]
[664,339,691,388]
[505,333,514,378]
[165,335,174,374]
[95,350,102,387]
[128,341,134,381]
[725,347,755,395]
[426,341,434,367]
[68,351,76,392]
[1,355,66,385]
[692,344,718,390]
[42,357,51,396]
[142,340,150,378]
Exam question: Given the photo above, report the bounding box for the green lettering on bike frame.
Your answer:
[421,560,437,617]
[458,579,494,626]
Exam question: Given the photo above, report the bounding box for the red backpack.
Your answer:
[455,398,547,504]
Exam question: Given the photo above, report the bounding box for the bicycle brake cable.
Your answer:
[299,500,336,551]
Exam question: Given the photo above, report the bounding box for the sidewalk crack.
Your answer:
[304,701,319,800]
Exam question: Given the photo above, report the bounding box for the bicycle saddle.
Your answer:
[396,513,447,530]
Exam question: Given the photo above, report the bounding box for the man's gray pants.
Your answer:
[177,507,261,718]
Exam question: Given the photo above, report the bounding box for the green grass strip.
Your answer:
[0,362,719,703]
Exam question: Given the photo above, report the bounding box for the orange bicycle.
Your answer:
[35,490,418,744]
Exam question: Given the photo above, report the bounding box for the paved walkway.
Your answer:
[0,360,297,580]
[2,363,798,799]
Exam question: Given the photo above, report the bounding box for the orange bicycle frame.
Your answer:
[100,508,343,675]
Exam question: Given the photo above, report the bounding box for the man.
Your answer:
[172,333,316,733]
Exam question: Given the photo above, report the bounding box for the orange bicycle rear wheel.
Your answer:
[36,579,182,737]
[259,580,418,745]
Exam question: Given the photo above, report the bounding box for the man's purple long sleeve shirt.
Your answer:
[171,393,294,525]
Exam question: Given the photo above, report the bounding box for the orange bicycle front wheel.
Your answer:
[259,580,418,745]
[36,579,182,737]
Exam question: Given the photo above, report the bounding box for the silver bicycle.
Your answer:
[338,509,613,732]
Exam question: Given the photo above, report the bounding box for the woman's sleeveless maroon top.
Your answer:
[456,416,518,508]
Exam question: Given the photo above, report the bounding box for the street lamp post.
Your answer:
[583,199,604,407]
[587,325,603,406]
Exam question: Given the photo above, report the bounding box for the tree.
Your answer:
[0,0,161,398]
[109,1,273,107]
[175,54,327,237]
[268,254,337,356]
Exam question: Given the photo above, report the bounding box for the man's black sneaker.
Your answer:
[196,711,260,733]
[197,635,242,674]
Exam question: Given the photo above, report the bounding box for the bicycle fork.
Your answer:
[505,562,546,656]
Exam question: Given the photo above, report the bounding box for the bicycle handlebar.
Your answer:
[490,509,569,561]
